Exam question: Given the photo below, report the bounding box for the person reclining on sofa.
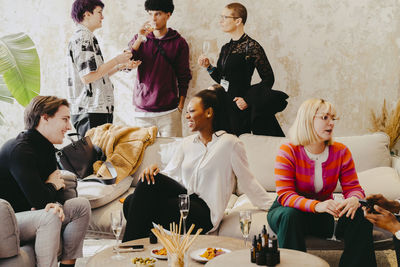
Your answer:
[267,98,377,267]
[364,194,400,266]
[122,88,273,241]
[0,96,91,267]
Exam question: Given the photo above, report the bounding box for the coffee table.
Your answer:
[205,248,329,267]
[86,235,246,266]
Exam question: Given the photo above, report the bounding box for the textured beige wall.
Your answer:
[1,0,399,144]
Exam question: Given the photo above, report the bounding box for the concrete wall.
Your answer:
[1,0,399,144]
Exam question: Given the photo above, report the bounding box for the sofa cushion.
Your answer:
[87,188,133,239]
[335,133,391,172]
[238,132,391,194]
[357,167,400,199]
[77,176,132,209]
[0,199,19,258]
[131,137,181,186]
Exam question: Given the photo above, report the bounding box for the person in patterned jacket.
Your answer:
[67,0,138,137]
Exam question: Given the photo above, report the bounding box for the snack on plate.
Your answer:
[152,247,167,255]
[131,257,156,267]
[200,248,225,260]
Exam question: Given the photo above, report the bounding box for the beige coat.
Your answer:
[86,124,157,183]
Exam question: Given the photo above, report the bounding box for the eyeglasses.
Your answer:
[314,113,338,122]
[220,15,239,21]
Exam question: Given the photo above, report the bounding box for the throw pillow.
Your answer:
[77,176,133,209]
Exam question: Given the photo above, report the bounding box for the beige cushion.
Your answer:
[87,188,133,239]
[131,137,181,186]
[335,132,391,172]
[238,132,391,194]
[357,167,400,199]
[0,199,19,258]
[77,176,132,209]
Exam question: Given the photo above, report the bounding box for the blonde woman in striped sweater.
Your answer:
[267,98,376,267]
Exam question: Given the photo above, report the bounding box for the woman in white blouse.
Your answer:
[122,88,272,241]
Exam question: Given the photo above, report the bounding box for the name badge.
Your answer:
[220,79,229,92]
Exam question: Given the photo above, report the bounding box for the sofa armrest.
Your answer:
[0,199,20,258]
[391,156,400,176]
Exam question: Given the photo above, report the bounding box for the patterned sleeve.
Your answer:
[275,144,319,213]
[71,35,99,78]
[338,146,365,199]
[251,40,274,88]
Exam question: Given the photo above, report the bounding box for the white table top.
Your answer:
[86,235,246,267]
[205,248,329,267]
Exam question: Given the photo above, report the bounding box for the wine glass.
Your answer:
[239,210,252,247]
[328,194,344,241]
[141,21,155,42]
[202,40,210,55]
[110,210,124,260]
[179,194,190,235]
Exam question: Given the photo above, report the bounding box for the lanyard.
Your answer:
[220,33,248,77]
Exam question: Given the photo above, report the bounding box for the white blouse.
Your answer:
[162,131,273,232]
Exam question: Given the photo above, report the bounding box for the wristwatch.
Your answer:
[395,230,400,240]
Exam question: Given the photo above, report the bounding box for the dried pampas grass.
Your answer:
[370,99,400,150]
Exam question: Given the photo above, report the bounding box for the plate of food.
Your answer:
[190,247,231,263]
[131,257,157,267]
[150,247,167,260]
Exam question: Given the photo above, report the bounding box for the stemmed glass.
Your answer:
[141,21,156,42]
[179,194,190,235]
[202,40,210,55]
[328,194,344,241]
[110,210,124,260]
[239,210,252,247]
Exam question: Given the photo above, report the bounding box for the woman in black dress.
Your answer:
[198,2,275,136]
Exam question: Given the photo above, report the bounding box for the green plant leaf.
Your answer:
[0,75,14,104]
[0,32,40,106]
[0,111,5,125]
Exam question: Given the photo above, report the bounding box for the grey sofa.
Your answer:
[0,199,35,267]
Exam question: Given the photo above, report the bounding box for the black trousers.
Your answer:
[122,173,213,242]
[71,113,113,138]
[267,199,377,267]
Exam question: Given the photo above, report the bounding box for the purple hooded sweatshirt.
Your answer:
[129,28,192,112]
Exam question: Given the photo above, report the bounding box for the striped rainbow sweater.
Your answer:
[275,142,365,213]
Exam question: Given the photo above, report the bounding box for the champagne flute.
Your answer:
[239,210,252,247]
[110,210,124,260]
[202,40,210,55]
[179,194,190,235]
[328,194,344,241]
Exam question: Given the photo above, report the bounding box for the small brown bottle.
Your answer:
[251,235,257,263]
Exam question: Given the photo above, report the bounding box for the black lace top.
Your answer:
[210,34,275,102]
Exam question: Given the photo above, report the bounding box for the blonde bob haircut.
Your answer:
[288,98,336,146]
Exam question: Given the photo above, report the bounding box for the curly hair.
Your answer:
[71,0,104,23]
[145,0,174,14]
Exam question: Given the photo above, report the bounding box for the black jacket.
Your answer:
[248,81,287,137]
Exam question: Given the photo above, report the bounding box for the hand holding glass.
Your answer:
[328,194,344,241]
[179,194,190,235]
[239,210,252,247]
[110,210,124,259]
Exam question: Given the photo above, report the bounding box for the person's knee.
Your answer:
[279,207,304,227]
[64,197,91,219]
[40,209,63,230]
